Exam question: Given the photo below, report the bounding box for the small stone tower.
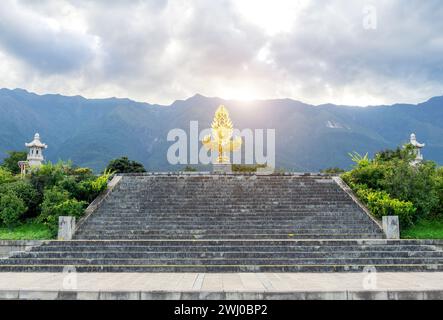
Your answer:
[409,133,425,166]
[25,133,47,167]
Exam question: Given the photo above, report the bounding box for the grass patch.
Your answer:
[402,219,443,239]
[0,222,53,240]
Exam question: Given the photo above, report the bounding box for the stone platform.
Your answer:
[0,272,442,300]
[1,173,443,273]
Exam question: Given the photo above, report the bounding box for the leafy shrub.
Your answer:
[42,199,87,234]
[38,187,70,227]
[105,157,145,173]
[355,186,416,227]
[38,187,87,233]
[342,157,387,190]
[0,167,15,185]
[0,155,111,238]
[29,161,71,198]
[0,180,40,219]
[1,151,27,174]
[343,147,441,226]
[72,167,94,179]
[0,191,27,227]
[74,170,112,202]
[380,160,439,220]
[92,170,112,193]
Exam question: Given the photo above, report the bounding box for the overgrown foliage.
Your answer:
[1,151,27,174]
[0,160,111,235]
[0,191,27,228]
[342,144,442,228]
[105,156,146,173]
[0,167,15,184]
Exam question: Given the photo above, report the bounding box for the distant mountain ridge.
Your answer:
[0,88,442,172]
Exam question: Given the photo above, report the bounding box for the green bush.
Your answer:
[42,199,87,234]
[91,170,112,193]
[380,160,439,220]
[1,151,27,174]
[355,186,416,227]
[38,187,87,233]
[38,187,70,228]
[29,161,71,199]
[0,191,27,228]
[0,167,15,185]
[105,156,145,173]
[0,155,111,239]
[0,180,40,219]
[343,147,442,226]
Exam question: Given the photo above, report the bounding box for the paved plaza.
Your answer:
[1,272,442,299]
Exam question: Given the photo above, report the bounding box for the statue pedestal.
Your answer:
[212,163,232,174]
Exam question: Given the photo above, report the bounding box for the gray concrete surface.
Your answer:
[0,272,442,299]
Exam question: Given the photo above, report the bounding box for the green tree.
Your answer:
[343,146,442,228]
[0,180,40,219]
[38,186,70,224]
[105,156,146,173]
[380,160,439,220]
[0,191,27,227]
[38,186,87,233]
[0,167,15,185]
[1,151,27,175]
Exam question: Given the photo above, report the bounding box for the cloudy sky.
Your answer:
[0,0,442,106]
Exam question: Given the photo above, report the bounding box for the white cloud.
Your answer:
[0,0,442,105]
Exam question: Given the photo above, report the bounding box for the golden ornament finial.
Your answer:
[202,105,242,164]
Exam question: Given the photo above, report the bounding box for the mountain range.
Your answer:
[0,88,442,172]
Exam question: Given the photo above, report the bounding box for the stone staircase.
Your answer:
[75,174,384,240]
[1,173,442,272]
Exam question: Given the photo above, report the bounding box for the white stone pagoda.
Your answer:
[19,133,48,175]
[409,133,425,166]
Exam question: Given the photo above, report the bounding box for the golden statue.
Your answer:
[202,105,242,164]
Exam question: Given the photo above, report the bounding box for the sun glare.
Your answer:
[219,86,261,101]
[233,0,309,35]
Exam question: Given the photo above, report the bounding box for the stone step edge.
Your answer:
[1,263,443,268]
[34,239,443,244]
[1,289,441,300]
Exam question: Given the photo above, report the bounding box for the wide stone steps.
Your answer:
[13,251,443,259]
[4,258,443,266]
[75,229,380,235]
[78,227,380,233]
[75,235,383,240]
[13,173,442,272]
[72,174,383,241]
[1,239,442,273]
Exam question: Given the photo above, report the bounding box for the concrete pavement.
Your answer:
[0,272,442,299]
